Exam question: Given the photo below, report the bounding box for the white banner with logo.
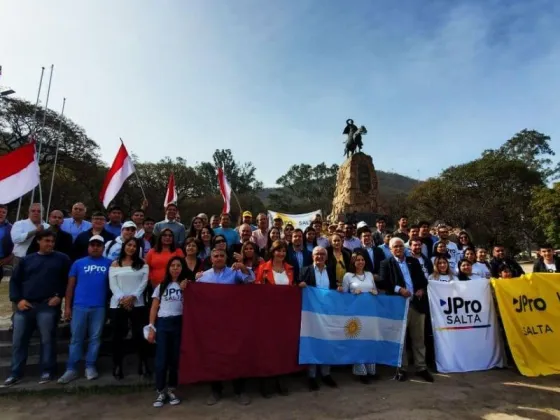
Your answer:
[428,279,505,373]
[267,210,321,231]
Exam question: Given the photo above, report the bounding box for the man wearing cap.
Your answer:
[103,221,141,260]
[241,211,257,231]
[58,235,112,384]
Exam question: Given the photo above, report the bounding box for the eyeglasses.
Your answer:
[215,240,225,244]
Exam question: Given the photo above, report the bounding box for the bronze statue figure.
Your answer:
[343,119,367,158]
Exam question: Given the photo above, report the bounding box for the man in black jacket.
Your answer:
[298,246,338,391]
[287,229,313,282]
[73,212,115,260]
[26,210,73,259]
[490,245,525,278]
[380,237,434,383]
[533,245,560,273]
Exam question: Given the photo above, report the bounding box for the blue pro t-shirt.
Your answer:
[69,256,112,308]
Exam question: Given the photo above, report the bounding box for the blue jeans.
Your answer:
[67,306,106,371]
[11,302,58,378]
[155,316,182,392]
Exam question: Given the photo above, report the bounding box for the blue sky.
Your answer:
[1,0,559,186]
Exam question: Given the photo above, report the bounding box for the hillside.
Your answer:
[258,170,419,207]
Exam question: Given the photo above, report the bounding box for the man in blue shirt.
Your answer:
[213,213,240,251]
[58,235,112,384]
[104,205,124,237]
[61,202,92,242]
[197,248,253,406]
[5,230,71,387]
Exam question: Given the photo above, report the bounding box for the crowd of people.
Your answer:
[0,202,558,408]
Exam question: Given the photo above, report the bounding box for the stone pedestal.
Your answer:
[329,152,379,222]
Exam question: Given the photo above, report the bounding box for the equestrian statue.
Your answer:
[343,119,367,158]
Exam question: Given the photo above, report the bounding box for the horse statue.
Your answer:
[343,119,367,158]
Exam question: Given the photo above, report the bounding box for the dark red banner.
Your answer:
[179,283,303,384]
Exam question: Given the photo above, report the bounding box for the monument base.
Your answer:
[329,152,379,222]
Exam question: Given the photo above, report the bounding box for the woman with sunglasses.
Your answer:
[283,223,294,245]
[338,251,378,384]
[202,234,233,269]
[327,233,351,288]
[109,237,149,379]
[196,226,215,260]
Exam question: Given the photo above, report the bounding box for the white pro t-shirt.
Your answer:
[152,282,183,318]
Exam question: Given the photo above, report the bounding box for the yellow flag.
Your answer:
[492,273,560,376]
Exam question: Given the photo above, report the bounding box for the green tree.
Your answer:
[531,183,560,248]
[486,129,559,181]
[194,149,263,195]
[408,152,544,253]
[269,163,339,213]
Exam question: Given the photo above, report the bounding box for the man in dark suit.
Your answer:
[298,246,338,391]
[287,229,312,281]
[26,210,73,258]
[353,227,385,287]
[380,237,434,383]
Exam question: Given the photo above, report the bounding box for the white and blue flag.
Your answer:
[299,288,409,366]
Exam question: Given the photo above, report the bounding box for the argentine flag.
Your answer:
[299,288,409,366]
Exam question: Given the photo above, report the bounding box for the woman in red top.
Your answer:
[145,228,185,290]
[254,240,294,398]
[255,240,294,285]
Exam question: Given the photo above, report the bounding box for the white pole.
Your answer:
[46,97,66,217]
[15,66,45,221]
[31,64,54,220]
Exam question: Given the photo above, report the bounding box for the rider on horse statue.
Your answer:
[343,119,367,158]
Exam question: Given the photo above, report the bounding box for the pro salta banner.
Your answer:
[492,273,560,377]
[428,279,505,373]
[267,210,321,230]
[179,283,302,384]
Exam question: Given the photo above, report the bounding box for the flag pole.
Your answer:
[46,97,66,217]
[16,66,45,221]
[31,64,54,219]
[231,189,243,216]
[120,137,147,201]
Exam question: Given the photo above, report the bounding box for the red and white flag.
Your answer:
[164,172,178,207]
[99,142,135,208]
[0,142,40,204]
[217,167,231,213]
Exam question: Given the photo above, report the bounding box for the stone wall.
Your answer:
[329,152,379,222]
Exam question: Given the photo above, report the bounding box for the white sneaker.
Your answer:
[153,391,166,408]
[58,370,79,384]
[39,373,53,384]
[167,389,181,406]
[85,367,99,381]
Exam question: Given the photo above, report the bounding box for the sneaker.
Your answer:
[167,389,181,406]
[235,392,251,406]
[416,369,434,383]
[3,376,20,387]
[153,391,166,408]
[206,391,221,406]
[321,375,338,388]
[39,373,53,384]
[58,370,79,384]
[85,367,99,381]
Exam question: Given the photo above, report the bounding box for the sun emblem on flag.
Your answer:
[344,318,362,339]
